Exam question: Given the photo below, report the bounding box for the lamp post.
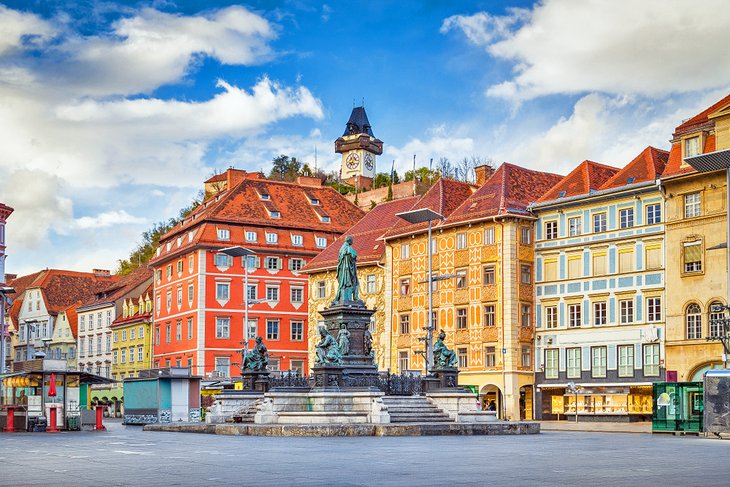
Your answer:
[0,286,15,402]
[396,208,445,371]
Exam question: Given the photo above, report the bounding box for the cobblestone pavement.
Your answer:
[1,420,729,487]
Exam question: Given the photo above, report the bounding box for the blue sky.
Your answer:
[1,0,729,276]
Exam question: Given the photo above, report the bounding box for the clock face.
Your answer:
[364,153,374,171]
[345,152,360,170]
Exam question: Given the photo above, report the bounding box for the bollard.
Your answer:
[5,406,15,432]
[47,406,59,433]
[94,405,106,431]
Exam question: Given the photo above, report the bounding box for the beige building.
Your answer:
[662,94,730,381]
[303,197,418,371]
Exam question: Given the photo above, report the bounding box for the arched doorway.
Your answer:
[689,362,722,382]
[519,385,533,420]
[479,384,503,419]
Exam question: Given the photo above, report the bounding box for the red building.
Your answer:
[149,169,363,378]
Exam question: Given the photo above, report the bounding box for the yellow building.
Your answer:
[48,304,79,370]
[303,197,419,371]
[383,166,562,420]
[662,94,730,381]
[111,286,153,380]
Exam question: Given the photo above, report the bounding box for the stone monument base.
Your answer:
[426,391,497,423]
[254,390,390,424]
[423,367,461,392]
[241,370,271,393]
[311,365,345,390]
[205,391,263,424]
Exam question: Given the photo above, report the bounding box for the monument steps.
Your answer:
[382,396,453,423]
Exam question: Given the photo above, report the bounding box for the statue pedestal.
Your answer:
[311,365,344,390]
[423,367,461,393]
[241,370,271,393]
[319,301,379,389]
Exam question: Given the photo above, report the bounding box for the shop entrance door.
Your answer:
[170,380,188,422]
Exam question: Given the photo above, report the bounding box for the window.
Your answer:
[122,330,127,341]
[309,197,320,205]
[567,256,582,279]
[166,265,172,278]
[645,245,662,270]
[618,345,634,378]
[545,349,559,379]
[520,264,531,284]
[400,278,411,295]
[290,360,304,374]
[139,326,144,338]
[619,208,634,229]
[155,326,160,346]
[619,249,634,273]
[177,260,183,275]
[113,331,118,342]
[482,265,495,285]
[321,216,331,223]
[684,192,701,218]
[686,303,702,339]
[246,284,257,301]
[520,304,531,327]
[520,227,531,245]
[643,344,660,377]
[188,255,194,273]
[121,349,126,364]
[246,231,257,242]
[482,305,496,327]
[456,233,467,250]
[647,297,661,322]
[112,350,117,364]
[398,351,410,371]
[316,281,326,299]
[710,302,724,338]
[521,346,531,368]
[176,321,182,341]
[266,286,279,302]
[485,227,495,244]
[456,308,468,329]
[456,270,467,289]
[593,302,607,326]
[685,136,700,158]
[247,319,258,340]
[619,299,634,324]
[543,259,557,281]
[128,346,135,363]
[316,237,327,248]
[269,210,281,218]
[291,287,304,304]
[96,335,102,354]
[266,319,279,340]
[545,221,558,240]
[291,234,303,246]
[187,318,193,340]
[138,346,144,362]
[290,320,304,341]
[214,253,232,268]
[156,270,162,283]
[266,232,278,244]
[399,314,410,334]
[568,304,581,328]
[646,203,661,224]
[545,306,558,329]
[683,241,702,273]
[400,243,411,259]
[177,288,183,307]
[591,346,607,378]
[290,258,304,271]
[188,284,194,303]
[265,257,281,270]
[215,317,230,339]
[568,217,582,236]
[166,323,171,343]
[592,252,607,276]
[567,348,581,378]
[457,348,468,368]
[593,213,607,233]
[484,346,496,367]
[105,335,111,353]
[216,282,230,301]
[431,237,437,254]
[215,357,230,378]
[366,274,377,294]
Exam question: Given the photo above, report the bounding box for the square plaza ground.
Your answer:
[1,420,728,486]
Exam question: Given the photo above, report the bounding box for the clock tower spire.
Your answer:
[335,106,383,182]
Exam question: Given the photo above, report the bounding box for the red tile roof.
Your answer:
[62,303,80,339]
[110,283,153,328]
[5,271,44,330]
[599,146,669,190]
[84,266,153,307]
[538,161,618,202]
[663,132,718,179]
[674,93,730,135]
[382,178,475,239]
[303,196,420,273]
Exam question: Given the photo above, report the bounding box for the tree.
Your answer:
[404,167,440,184]
[373,171,401,189]
[455,156,493,183]
[436,157,454,179]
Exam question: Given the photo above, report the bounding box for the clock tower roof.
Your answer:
[342,106,375,137]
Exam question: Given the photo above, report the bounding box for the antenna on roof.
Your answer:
[314,145,318,172]
[353,98,355,108]
[362,97,365,107]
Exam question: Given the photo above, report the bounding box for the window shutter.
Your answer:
[645,246,661,269]
[684,243,701,263]
[253,256,261,268]
[288,258,293,271]
[277,257,283,270]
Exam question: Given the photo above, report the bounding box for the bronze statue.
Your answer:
[337,323,351,355]
[315,325,342,365]
[433,330,458,368]
[334,236,360,303]
[242,336,268,371]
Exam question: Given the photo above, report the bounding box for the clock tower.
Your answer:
[335,106,383,182]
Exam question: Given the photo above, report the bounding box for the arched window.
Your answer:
[686,303,702,339]
[709,302,724,338]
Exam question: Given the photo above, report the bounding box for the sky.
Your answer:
[1,0,729,276]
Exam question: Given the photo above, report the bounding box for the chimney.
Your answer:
[93,269,111,277]
[296,176,324,187]
[226,168,248,189]
[475,164,495,187]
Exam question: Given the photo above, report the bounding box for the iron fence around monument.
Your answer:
[378,372,423,396]
[267,371,423,395]
[269,372,311,389]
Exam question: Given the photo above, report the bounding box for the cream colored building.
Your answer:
[661,94,730,381]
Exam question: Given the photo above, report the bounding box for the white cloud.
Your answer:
[0,5,55,55]
[385,131,477,176]
[442,0,730,101]
[73,210,147,230]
